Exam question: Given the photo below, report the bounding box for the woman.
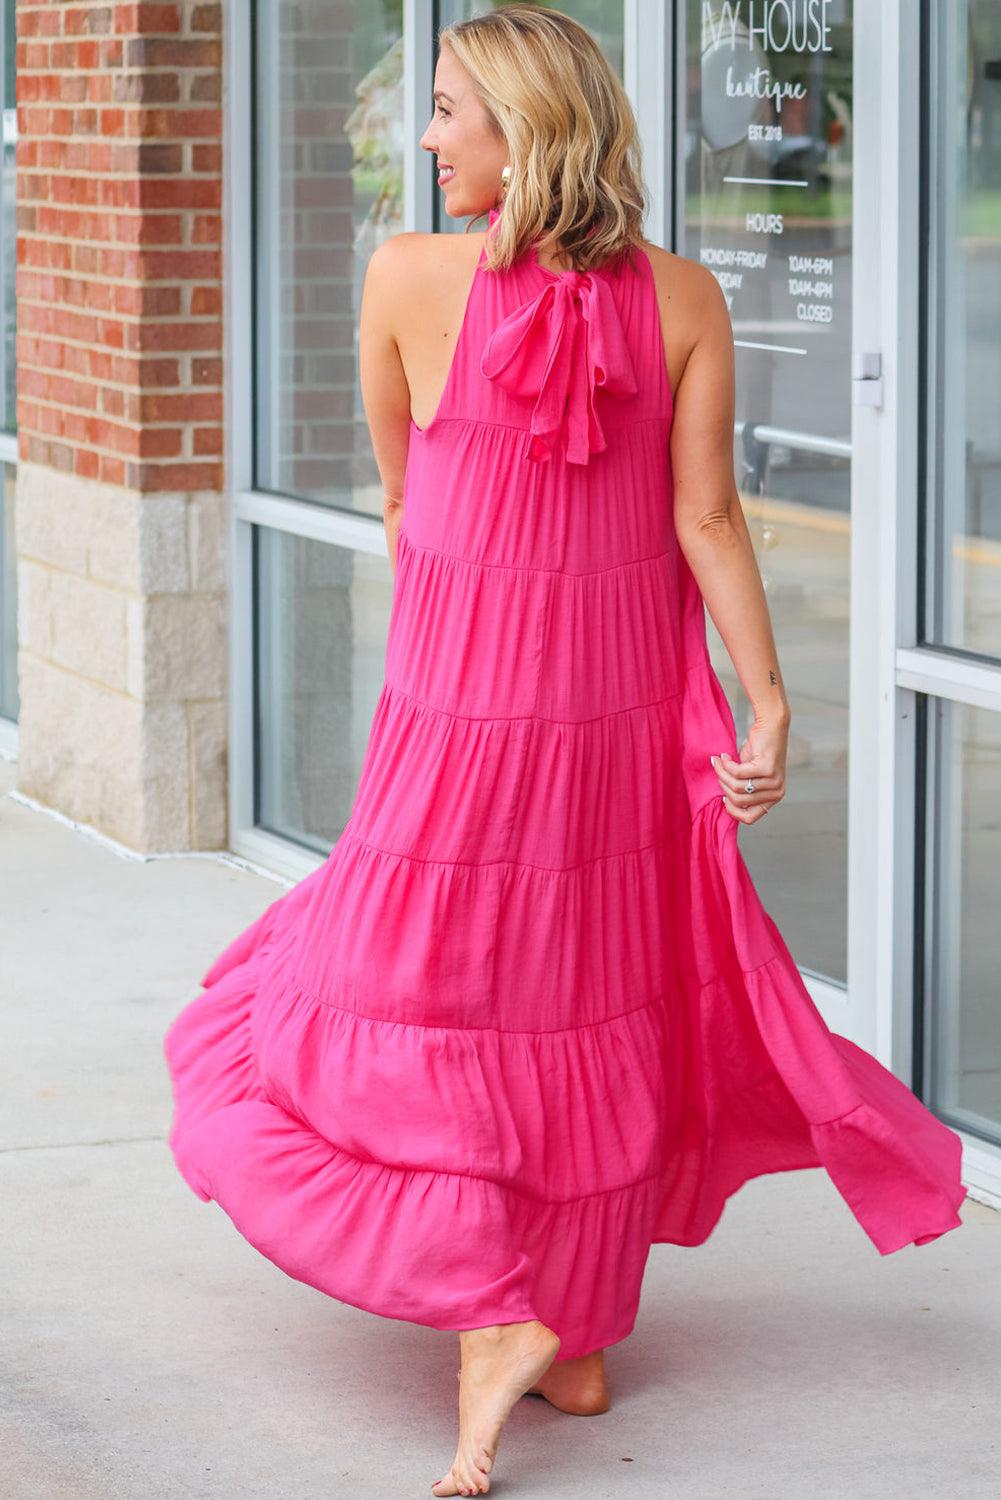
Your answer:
[165,7,966,1498]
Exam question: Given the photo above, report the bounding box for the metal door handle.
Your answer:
[852,350,883,409]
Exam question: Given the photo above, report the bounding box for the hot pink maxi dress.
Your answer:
[163,206,967,1363]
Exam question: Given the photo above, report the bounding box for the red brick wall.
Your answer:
[15,0,223,492]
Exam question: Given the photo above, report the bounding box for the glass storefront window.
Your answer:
[252,0,404,513]
[248,3,626,847]
[926,697,1001,1146]
[681,0,853,985]
[924,0,1001,661]
[254,529,394,852]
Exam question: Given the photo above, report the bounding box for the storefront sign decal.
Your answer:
[704,1,834,55]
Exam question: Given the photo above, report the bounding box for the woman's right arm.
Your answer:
[668,262,791,825]
[359,236,415,578]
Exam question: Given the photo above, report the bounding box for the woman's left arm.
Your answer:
[359,235,416,578]
[668,262,792,825]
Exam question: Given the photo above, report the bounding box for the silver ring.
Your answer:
[745,779,755,794]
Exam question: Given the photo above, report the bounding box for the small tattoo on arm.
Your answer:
[769,670,777,685]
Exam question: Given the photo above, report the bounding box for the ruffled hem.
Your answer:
[660,649,968,1256]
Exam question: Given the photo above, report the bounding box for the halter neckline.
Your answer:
[485,205,607,284]
[478,205,638,465]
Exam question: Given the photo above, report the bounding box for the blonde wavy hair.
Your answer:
[438,5,648,276]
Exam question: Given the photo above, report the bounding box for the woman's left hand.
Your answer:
[710,716,789,825]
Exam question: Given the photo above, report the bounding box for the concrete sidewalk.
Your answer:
[2,754,998,1500]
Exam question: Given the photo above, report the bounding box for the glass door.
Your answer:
[676,1,854,997]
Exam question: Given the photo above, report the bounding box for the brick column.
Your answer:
[14,0,227,851]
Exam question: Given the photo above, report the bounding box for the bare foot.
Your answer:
[524,1348,610,1415]
[430,1319,560,1496]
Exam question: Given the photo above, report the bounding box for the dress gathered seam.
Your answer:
[397,531,676,579]
[338,820,692,875]
[410,411,672,440]
[381,677,685,726]
[288,973,665,1039]
[277,1105,668,1208]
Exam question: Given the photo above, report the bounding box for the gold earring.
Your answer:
[500,163,511,197]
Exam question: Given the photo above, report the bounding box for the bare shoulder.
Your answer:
[637,241,731,390]
[367,228,484,293]
[366,230,486,348]
[639,241,727,326]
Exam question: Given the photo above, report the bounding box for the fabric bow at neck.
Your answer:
[479,265,638,465]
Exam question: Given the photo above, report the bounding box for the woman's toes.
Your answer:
[432,1466,487,1497]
